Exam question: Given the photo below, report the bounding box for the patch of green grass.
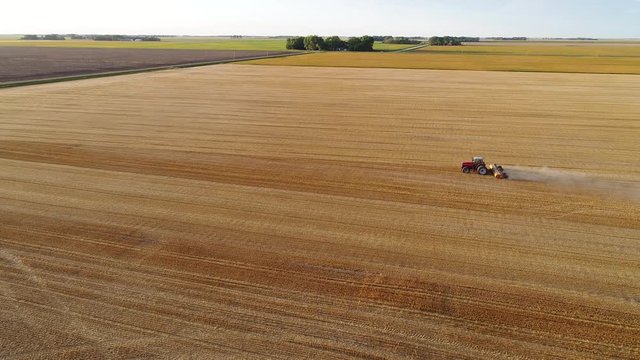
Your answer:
[0,37,289,51]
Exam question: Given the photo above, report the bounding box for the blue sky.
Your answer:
[3,0,639,38]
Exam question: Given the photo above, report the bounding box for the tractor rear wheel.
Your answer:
[478,167,488,175]
[462,167,471,173]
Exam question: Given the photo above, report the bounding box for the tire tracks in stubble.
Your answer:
[2,233,639,358]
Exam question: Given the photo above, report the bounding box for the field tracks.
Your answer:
[0,64,638,358]
[394,44,428,53]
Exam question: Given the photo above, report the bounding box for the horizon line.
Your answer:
[2,33,640,40]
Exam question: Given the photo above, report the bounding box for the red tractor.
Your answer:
[461,156,508,179]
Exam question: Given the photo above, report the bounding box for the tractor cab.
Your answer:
[472,156,485,165]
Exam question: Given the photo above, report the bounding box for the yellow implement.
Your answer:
[488,164,509,179]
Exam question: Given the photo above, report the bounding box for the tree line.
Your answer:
[428,36,479,46]
[20,34,161,41]
[486,37,527,41]
[21,34,65,40]
[371,36,425,43]
[380,36,422,45]
[286,35,375,51]
[287,35,487,50]
[90,35,161,42]
[542,37,596,41]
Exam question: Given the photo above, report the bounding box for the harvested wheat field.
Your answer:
[244,48,640,74]
[1,64,639,359]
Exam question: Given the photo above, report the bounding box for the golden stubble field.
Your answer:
[245,42,640,74]
[0,64,639,359]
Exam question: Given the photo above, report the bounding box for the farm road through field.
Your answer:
[0,65,639,358]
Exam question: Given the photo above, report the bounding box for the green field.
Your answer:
[0,36,426,52]
[0,37,288,51]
